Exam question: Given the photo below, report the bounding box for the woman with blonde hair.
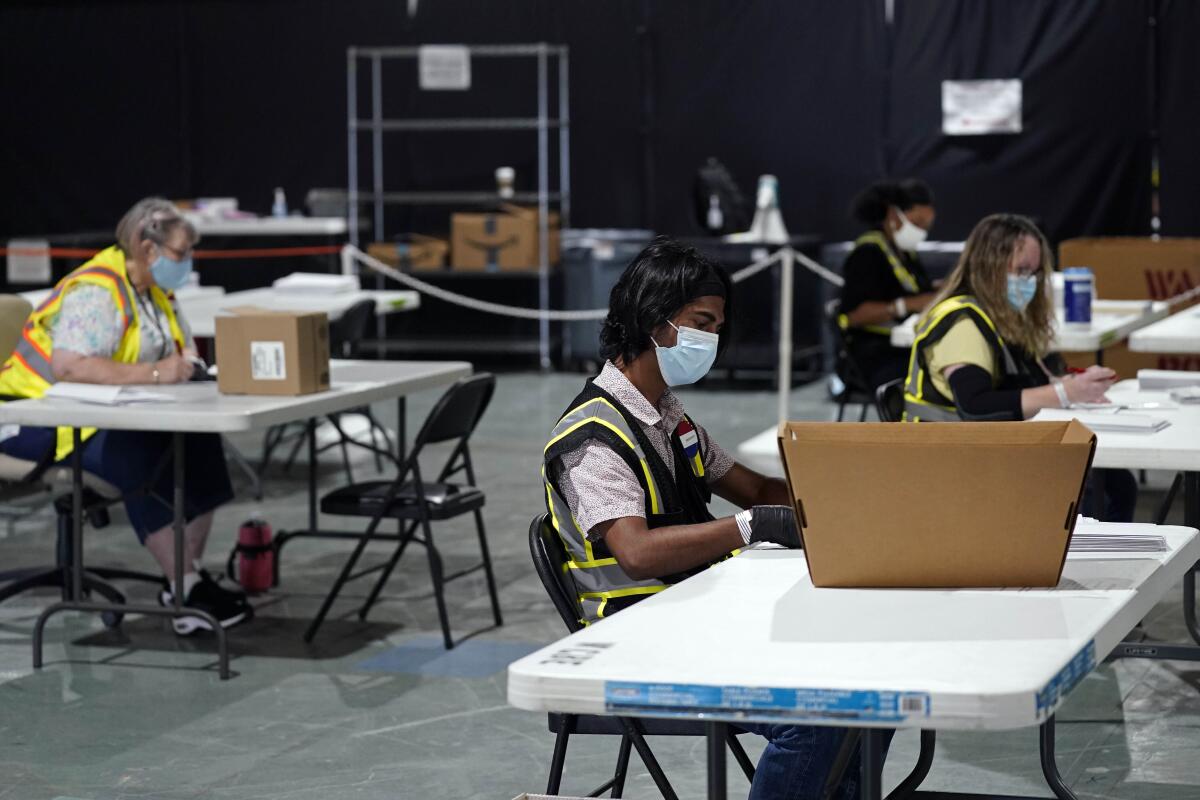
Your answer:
[903,213,1136,519]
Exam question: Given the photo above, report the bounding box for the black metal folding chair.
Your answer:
[528,514,756,799]
[875,378,906,423]
[260,299,393,483]
[301,373,502,647]
[826,300,875,422]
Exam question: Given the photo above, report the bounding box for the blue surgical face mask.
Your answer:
[653,321,719,387]
[1006,273,1039,312]
[150,247,193,290]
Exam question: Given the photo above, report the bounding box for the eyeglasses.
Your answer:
[159,242,192,261]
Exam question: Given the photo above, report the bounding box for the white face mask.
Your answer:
[652,322,719,387]
[892,208,928,252]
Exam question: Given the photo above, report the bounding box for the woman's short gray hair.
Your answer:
[115,197,199,255]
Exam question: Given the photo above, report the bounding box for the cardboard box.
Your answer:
[367,235,449,271]
[451,204,560,271]
[1059,237,1200,373]
[215,307,330,396]
[776,421,1096,589]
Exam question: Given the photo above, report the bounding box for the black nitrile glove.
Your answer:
[748,505,802,549]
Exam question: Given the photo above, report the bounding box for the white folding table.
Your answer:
[890,300,1168,363]
[0,359,470,679]
[1079,380,1200,661]
[16,283,419,339]
[1128,306,1200,354]
[509,525,1200,800]
[180,286,420,339]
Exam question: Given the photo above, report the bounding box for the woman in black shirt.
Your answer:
[837,179,938,390]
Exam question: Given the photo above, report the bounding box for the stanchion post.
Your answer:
[777,247,795,426]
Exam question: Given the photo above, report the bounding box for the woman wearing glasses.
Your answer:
[0,197,249,633]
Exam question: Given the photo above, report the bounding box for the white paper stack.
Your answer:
[1169,386,1200,404]
[272,272,360,294]
[1069,533,1167,553]
[1032,408,1170,433]
[1139,369,1200,390]
[45,383,176,405]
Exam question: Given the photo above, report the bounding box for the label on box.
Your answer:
[250,341,287,381]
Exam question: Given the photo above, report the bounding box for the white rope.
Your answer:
[1165,283,1200,309]
[348,244,794,321]
[794,249,845,287]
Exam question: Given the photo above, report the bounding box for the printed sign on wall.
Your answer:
[419,45,471,91]
[942,80,1023,135]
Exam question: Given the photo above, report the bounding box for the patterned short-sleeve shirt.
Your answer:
[549,361,734,538]
[51,284,194,362]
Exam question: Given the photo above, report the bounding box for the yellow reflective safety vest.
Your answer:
[0,246,187,460]
[840,232,925,337]
[542,381,720,626]
[901,295,1021,422]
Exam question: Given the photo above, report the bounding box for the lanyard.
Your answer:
[136,291,173,360]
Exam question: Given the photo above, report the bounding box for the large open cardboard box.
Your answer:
[777,421,1096,588]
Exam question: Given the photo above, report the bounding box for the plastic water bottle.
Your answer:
[271,187,288,218]
[1063,267,1094,324]
[706,193,724,232]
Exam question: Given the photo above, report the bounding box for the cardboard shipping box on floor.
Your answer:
[776,421,1096,589]
[215,307,330,396]
[366,235,449,271]
[1059,237,1200,373]
[451,204,560,271]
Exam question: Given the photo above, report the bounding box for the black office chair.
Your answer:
[875,378,906,423]
[825,300,874,422]
[529,514,757,799]
[0,448,164,627]
[260,299,394,483]
[297,373,502,646]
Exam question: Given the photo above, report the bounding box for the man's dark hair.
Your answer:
[851,178,935,227]
[599,237,733,366]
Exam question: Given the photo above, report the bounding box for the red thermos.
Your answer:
[236,519,274,594]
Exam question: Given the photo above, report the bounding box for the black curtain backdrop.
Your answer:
[1156,0,1200,236]
[887,0,1152,244]
[0,0,1192,249]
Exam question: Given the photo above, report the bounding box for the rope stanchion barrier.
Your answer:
[347,244,793,322]
[1165,283,1200,309]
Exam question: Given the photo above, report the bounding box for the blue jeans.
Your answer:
[737,723,893,800]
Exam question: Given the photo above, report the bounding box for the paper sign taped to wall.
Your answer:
[6,239,51,284]
[419,45,471,90]
[942,80,1022,135]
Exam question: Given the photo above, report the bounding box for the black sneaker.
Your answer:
[158,569,245,608]
[171,575,252,636]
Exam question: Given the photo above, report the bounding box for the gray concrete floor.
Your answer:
[1,371,1198,799]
